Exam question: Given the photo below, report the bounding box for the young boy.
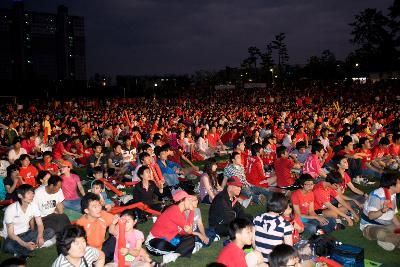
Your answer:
[76,193,118,250]
[91,179,114,211]
[217,218,266,267]
[274,146,301,189]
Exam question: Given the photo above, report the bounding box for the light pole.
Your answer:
[270,68,274,85]
[153,83,158,99]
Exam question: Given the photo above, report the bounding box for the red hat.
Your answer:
[172,190,190,202]
[227,176,243,187]
[61,160,72,168]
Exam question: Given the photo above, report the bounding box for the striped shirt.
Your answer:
[52,246,100,267]
[254,213,293,262]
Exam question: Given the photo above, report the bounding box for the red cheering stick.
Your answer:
[110,202,161,216]
[124,111,132,128]
[118,217,126,267]
[384,188,393,209]
[44,127,48,144]
[98,178,124,197]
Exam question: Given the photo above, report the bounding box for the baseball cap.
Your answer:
[172,189,190,202]
[61,160,72,168]
[227,176,243,187]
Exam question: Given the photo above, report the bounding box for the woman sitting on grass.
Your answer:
[199,158,222,204]
[145,190,195,265]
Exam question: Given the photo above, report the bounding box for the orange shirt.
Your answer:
[75,211,114,249]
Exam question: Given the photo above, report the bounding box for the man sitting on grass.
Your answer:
[313,171,359,226]
[360,172,400,251]
[2,184,55,256]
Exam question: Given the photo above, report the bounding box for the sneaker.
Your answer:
[41,236,56,248]
[377,240,395,251]
[214,234,221,242]
[241,196,252,208]
[335,223,346,231]
[162,253,179,264]
[353,177,362,185]
[192,242,203,254]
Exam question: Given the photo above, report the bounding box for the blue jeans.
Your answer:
[241,185,272,204]
[163,173,180,187]
[4,228,55,256]
[362,169,382,181]
[194,228,217,247]
[301,217,336,235]
[64,199,82,212]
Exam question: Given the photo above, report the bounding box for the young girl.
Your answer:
[283,202,304,244]
[110,210,155,267]
[186,196,217,253]
[199,158,222,204]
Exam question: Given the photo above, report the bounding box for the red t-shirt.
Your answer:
[246,156,268,187]
[150,205,194,241]
[37,162,59,174]
[21,140,35,154]
[291,189,314,215]
[371,146,388,160]
[303,154,321,179]
[389,143,400,157]
[294,132,307,144]
[313,182,338,210]
[19,165,38,187]
[356,148,372,170]
[207,133,221,148]
[217,242,247,267]
[53,141,65,160]
[339,172,351,194]
[274,157,295,187]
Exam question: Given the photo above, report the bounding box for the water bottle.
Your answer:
[311,243,317,262]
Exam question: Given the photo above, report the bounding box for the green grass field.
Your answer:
[0,165,398,266]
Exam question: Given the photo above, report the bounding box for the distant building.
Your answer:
[0,2,86,93]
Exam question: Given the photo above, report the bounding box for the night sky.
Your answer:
[1,0,393,77]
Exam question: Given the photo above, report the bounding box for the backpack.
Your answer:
[330,244,364,267]
[309,234,338,256]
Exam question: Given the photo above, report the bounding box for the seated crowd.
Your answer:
[0,84,399,267]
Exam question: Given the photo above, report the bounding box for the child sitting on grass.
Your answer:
[185,196,218,253]
[110,210,156,267]
[91,179,114,211]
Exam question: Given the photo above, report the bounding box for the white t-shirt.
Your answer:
[33,185,65,217]
[8,148,27,164]
[2,201,41,238]
[360,187,398,231]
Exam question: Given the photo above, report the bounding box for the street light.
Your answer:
[270,68,274,84]
[355,63,359,67]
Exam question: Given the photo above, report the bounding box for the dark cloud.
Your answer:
[1,0,393,76]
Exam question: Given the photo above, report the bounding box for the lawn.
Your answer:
[0,165,398,266]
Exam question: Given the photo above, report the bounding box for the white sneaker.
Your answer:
[192,242,203,254]
[377,240,395,251]
[162,253,179,264]
[41,236,56,248]
[214,234,221,242]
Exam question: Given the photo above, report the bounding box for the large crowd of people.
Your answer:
[0,82,399,267]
